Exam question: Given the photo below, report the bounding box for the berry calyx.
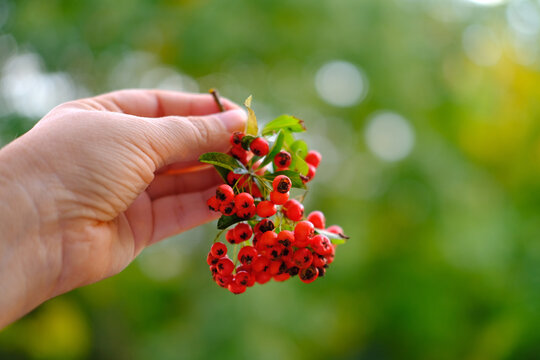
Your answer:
[274,151,291,169]
[272,175,292,194]
[233,223,253,243]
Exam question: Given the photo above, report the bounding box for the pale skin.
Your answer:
[0,90,247,328]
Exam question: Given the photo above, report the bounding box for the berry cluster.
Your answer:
[200,96,347,294]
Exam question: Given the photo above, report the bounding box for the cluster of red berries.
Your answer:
[203,130,345,294]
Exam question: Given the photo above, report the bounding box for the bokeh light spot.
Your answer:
[365,111,415,162]
[462,25,502,66]
[315,60,368,107]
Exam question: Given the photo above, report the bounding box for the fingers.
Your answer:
[87,90,243,118]
[136,109,246,167]
[146,166,223,200]
[150,187,219,244]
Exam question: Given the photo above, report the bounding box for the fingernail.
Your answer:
[215,109,247,132]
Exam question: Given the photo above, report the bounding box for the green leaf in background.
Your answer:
[212,165,230,183]
[217,214,246,230]
[264,170,306,189]
[291,153,309,176]
[262,115,306,135]
[316,228,349,245]
[244,95,258,136]
[199,152,245,171]
[259,130,285,167]
[290,139,308,158]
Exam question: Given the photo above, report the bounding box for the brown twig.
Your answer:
[209,88,225,112]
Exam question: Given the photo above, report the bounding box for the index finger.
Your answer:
[82,89,242,118]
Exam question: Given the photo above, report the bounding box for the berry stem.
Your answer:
[213,229,225,243]
[209,88,225,112]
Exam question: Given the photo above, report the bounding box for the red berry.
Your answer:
[230,146,249,165]
[273,272,291,282]
[269,260,284,275]
[227,171,241,186]
[210,242,228,258]
[255,271,272,284]
[270,190,289,205]
[207,253,219,266]
[217,257,235,275]
[282,199,304,221]
[243,181,263,198]
[277,230,294,247]
[250,137,269,156]
[292,248,313,269]
[305,150,322,168]
[215,274,233,288]
[303,164,316,183]
[310,234,332,255]
[228,282,247,294]
[207,196,221,212]
[272,175,292,194]
[238,246,258,265]
[307,211,326,229]
[235,192,254,210]
[216,184,234,202]
[237,204,256,220]
[256,200,277,218]
[312,254,327,268]
[294,221,315,246]
[254,219,275,234]
[252,256,270,272]
[299,266,319,283]
[230,132,245,147]
[234,271,251,287]
[233,223,253,243]
[274,151,291,169]
[260,231,278,247]
[226,229,237,244]
[220,201,236,216]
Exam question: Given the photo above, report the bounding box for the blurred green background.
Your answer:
[2,0,540,359]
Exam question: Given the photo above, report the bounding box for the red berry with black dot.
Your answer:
[294,221,315,247]
[238,246,258,265]
[277,230,294,248]
[216,274,233,288]
[250,137,269,156]
[235,192,254,210]
[226,229,237,244]
[274,151,291,169]
[237,204,256,220]
[228,282,247,294]
[220,201,236,216]
[272,175,292,194]
[230,132,245,147]
[303,164,316,183]
[327,225,344,236]
[252,255,270,273]
[305,150,322,168]
[312,254,327,268]
[292,248,314,269]
[230,146,249,165]
[260,230,278,247]
[234,271,251,287]
[233,223,253,243]
[216,184,234,202]
[211,242,228,258]
[273,272,291,282]
[270,190,289,205]
[255,219,275,233]
[227,172,241,186]
[307,211,325,229]
[207,253,219,266]
[283,199,304,221]
[256,200,277,218]
[207,196,221,212]
[217,257,235,275]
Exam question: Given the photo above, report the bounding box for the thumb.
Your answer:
[142,108,247,167]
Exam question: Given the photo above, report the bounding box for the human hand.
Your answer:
[0,90,246,327]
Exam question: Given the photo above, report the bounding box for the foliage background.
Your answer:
[1,0,540,359]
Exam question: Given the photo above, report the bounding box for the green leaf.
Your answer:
[264,170,306,189]
[259,130,285,167]
[316,228,349,245]
[244,95,258,136]
[282,129,295,147]
[253,176,271,198]
[199,152,245,171]
[290,139,308,158]
[217,215,246,230]
[262,115,306,135]
[212,165,230,183]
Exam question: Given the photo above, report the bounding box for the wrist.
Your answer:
[0,136,61,328]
